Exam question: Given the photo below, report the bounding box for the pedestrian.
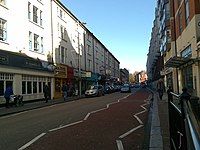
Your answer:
[62,83,68,101]
[71,84,76,96]
[43,84,49,103]
[4,85,13,108]
[157,78,165,100]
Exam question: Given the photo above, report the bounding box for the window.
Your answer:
[33,6,38,23]
[60,9,63,19]
[22,76,48,95]
[34,34,39,51]
[0,18,7,41]
[39,82,42,93]
[61,46,65,63]
[60,25,64,39]
[29,31,32,49]
[27,81,32,94]
[178,9,182,33]
[0,73,13,96]
[41,37,43,52]
[28,2,31,20]
[33,82,37,93]
[185,0,189,26]
[40,10,43,26]
[0,0,6,5]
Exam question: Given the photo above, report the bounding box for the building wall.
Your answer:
[0,0,120,103]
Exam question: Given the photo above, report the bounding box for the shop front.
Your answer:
[54,65,75,98]
[0,50,55,104]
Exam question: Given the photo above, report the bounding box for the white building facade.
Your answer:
[0,0,120,103]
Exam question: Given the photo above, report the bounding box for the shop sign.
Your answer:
[54,66,66,77]
[0,50,53,72]
[74,69,87,77]
[106,69,111,74]
[67,67,74,78]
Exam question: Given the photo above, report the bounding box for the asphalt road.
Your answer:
[0,88,151,150]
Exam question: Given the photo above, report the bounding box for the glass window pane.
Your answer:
[33,82,37,93]
[22,81,26,94]
[39,82,42,93]
[27,81,32,94]
[0,81,4,96]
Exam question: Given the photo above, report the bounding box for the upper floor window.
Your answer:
[29,31,32,49]
[40,10,43,26]
[0,0,6,5]
[28,2,31,20]
[0,18,7,41]
[41,37,43,52]
[33,6,38,23]
[60,10,63,19]
[178,9,182,34]
[34,34,39,51]
[185,0,189,26]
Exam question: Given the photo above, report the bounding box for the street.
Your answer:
[0,88,151,150]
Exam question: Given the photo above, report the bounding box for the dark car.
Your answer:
[85,85,104,97]
[104,85,112,94]
[140,82,146,88]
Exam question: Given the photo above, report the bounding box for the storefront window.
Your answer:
[0,81,4,96]
[0,73,13,96]
[27,81,32,94]
[39,82,42,93]
[33,82,37,93]
[182,65,193,94]
[22,81,26,94]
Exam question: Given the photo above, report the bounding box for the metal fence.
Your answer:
[168,90,200,150]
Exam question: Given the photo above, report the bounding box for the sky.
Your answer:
[60,0,157,73]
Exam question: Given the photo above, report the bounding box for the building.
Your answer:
[120,68,129,84]
[147,0,200,97]
[0,0,55,102]
[0,0,120,103]
[165,0,200,96]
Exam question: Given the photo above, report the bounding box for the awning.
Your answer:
[165,56,195,68]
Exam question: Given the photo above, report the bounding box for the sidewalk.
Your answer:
[149,89,170,150]
[0,95,83,117]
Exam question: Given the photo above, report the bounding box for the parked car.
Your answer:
[120,84,131,93]
[85,85,104,97]
[140,82,146,88]
[104,85,112,94]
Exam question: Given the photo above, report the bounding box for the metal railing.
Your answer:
[168,90,200,150]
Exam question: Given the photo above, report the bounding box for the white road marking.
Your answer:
[116,140,124,150]
[49,120,83,132]
[19,93,136,149]
[18,133,46,150]
[116,95,150,150]
[119,125,144,139]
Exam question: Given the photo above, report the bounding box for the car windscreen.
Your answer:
[87,85,98,90]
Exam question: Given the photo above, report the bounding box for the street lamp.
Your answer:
[77,20,86,96]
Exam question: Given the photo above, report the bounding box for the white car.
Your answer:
[85,85,104,97]
[120,84,131,93]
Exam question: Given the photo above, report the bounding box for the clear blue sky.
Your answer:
[60,0,157,73]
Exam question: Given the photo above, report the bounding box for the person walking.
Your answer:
[4,86,13,108]
[62,83,68,101]
[157,78,165,100]
[43,84,49,103]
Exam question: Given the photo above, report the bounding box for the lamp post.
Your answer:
[77,21,86,96]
